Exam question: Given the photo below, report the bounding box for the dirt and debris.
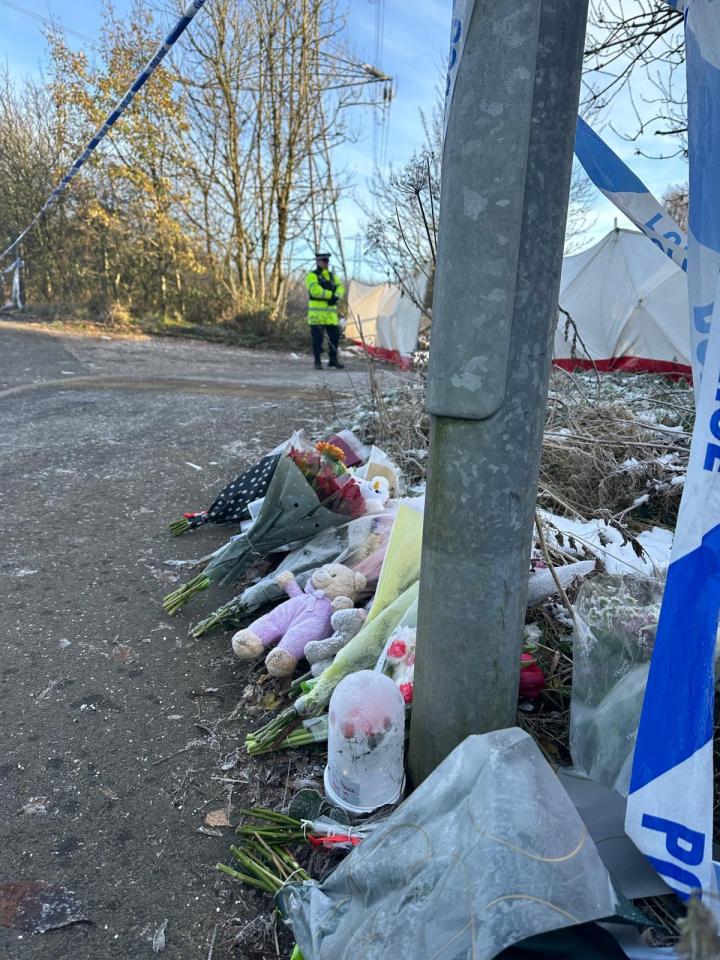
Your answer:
[0,881,90,934]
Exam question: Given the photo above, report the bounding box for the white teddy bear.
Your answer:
[358,475,390,514]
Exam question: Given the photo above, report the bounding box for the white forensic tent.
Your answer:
[346,278,424,363]
[555,228,691,376]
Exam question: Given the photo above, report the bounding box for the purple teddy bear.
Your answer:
[231,563,367,677]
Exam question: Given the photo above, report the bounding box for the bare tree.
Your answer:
[0,0,389,324]
[176,0,383,312]
[365,106,595,318]
[584,1,686,158]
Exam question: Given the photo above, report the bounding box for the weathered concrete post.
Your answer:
[408,0,589,784]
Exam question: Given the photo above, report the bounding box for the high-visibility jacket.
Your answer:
[306,268,345,325]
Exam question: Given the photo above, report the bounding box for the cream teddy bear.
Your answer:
[358,475,390,514]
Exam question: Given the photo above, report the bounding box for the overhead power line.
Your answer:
[0,0,100,46]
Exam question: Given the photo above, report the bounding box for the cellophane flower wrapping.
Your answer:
[569,573,663,794]
[278,729,616,960]
[294,504,424,718]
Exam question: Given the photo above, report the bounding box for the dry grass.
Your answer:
[352,365,692,532]
[351,358,430,488]
[541,397,690,526]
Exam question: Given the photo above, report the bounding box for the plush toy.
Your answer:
[232,563,367,677]
[358,476,390,514]
[305,607,368,676]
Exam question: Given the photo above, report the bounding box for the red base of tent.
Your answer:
[351,344,692,381]
[553,356,692,382]
[350,340,413,370]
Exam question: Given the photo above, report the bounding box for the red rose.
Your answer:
[519,653,545,699]
[387,639,407,659]
[399,682,414,704]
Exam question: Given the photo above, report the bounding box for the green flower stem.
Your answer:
[245,707,299,752]
[289,672,312,697]
[236,828,307,844]
[216,862,271,891]
[246,727,324,756]
[230,847,280,890]
[191,610,225,638]
[238,808,301,826]
[162,574,210,614]
[169,517,190,537]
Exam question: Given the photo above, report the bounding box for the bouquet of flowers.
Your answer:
[163,440,370,615]
[168,432,368,537]
[288,442,366,519]
[383,627,417,704]
[169,452,282,536]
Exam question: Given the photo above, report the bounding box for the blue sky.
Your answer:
[0,0,690,271]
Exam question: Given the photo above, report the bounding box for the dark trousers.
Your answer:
[310,323,340,364]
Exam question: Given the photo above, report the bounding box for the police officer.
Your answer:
[305,252,345,370]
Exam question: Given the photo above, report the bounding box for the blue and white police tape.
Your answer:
[625,0,720,910]
[0,0,207,266]
[574,117,688,276]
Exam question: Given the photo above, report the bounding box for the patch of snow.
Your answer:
[540,509,673,575]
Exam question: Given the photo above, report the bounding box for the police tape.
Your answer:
[625,0,720,911]
[1,257,23,308]
[0,0,207,265]
[573,117,688,272]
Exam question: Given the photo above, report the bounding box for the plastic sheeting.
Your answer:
[569,575,663,796]
[279,728,617,960]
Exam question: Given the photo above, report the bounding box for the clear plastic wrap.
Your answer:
[569,574,663,795]
[278,728,617,959]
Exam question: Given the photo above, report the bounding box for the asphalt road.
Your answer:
[0,322,379,958]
